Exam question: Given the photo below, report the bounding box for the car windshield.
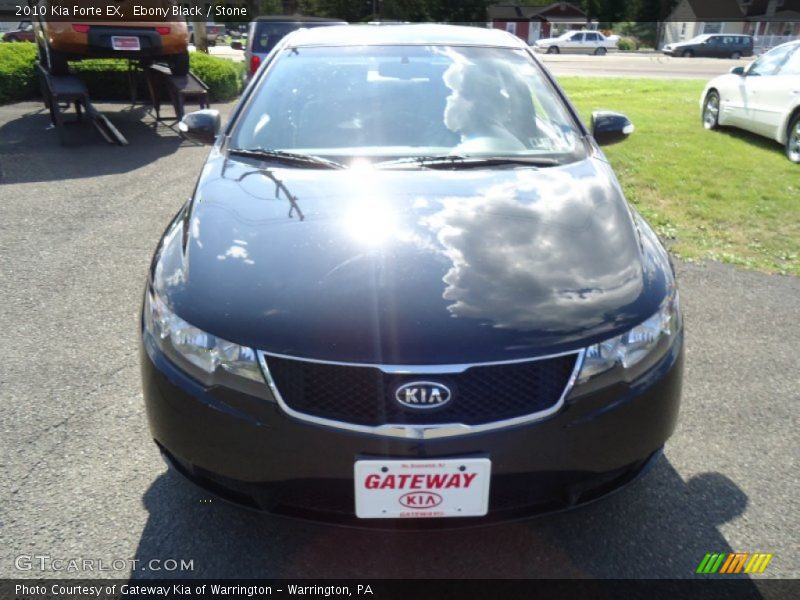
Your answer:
[689,35,712,43]
[231,45,586,165]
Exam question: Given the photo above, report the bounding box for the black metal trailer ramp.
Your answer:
[36,64,128,146]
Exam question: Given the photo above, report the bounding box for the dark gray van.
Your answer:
[663,34,754,59]
[245,16,347,79]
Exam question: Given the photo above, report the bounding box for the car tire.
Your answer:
[731,51,742,59]
[6,34,18,42]
[547,46,560,54]
[682,50,694,58]
[702,91,721,130]
[786,113,800,164]
[594,47,607,56]
[169,52,191,76]
[45,45,70,76]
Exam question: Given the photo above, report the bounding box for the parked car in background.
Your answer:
[245,16,347,79]
[2,20,35,42]
[148,24,684,524]
[532,30,616,55]
[701,41,800,163]
[189,23,225,46]
[663,34,753,59]
[33,0,190,76]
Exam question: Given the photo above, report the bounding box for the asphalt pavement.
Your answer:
[0,100,797,580]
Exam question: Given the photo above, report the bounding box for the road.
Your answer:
[207,45,750,80]
[539,52,750,79]
[0,100,798,580]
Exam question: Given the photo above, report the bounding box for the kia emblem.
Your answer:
[395,381,452,409]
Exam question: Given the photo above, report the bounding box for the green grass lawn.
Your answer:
[559,77,799,276]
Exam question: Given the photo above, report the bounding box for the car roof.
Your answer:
[285,24,525,49]
[765,40,800,54]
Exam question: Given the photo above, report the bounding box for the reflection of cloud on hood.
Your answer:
[423,168,643,332]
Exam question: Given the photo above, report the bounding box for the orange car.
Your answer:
[33,0,190,76]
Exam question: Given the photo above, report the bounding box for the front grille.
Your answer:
[264,354,578,427]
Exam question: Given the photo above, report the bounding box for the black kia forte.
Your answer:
[141,24,683,525]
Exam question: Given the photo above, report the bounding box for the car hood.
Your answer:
[152,152,669,364]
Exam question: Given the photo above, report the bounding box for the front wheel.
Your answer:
[594,47,607,56]
[547,46,560,54]
[786,114,800,164]
[682,50,694,58]
[169,52,190,76]
[703,91,721,130]
[5,34,18,42]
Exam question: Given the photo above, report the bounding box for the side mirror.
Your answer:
[730,66,745,76]
[178,109,220,145]
[591,111,634,146]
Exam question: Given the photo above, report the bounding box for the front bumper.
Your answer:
[141,331,683,526]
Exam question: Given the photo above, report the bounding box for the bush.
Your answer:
[0,42,38,104]
[0,45,243,105]
[188,52,243,101]
[616,37,639,52]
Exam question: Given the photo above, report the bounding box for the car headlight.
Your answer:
[143,287,264,387]
[577,288,681,385]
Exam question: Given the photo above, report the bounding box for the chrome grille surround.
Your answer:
[257,349,586,439]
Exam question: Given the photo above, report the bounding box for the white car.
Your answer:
[701,41,800,163]
[532,30,616,55]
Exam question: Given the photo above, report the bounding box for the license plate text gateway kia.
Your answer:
[354,458,491,518]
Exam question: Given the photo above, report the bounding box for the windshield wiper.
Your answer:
[228,147,345,170]
[374,155,560,170]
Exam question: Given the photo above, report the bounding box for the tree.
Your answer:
[427,0,493,23]
[630,0,680,48]
[192,18,208,53]
[381,0,432,21]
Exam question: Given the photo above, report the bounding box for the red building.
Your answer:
[488,2,589,44]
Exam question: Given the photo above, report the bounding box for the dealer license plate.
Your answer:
[354,458,491,519]
[111,36,141,51]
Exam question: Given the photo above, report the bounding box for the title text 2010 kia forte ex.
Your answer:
[140,25,683,525]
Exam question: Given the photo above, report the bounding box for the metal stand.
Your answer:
[37,64,128,146]
[144,64,211,122]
